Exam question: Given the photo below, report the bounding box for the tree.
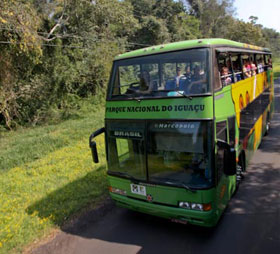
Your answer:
[249,16,258,25]
[225,19,266,46]
[185,0,236,38]
[128,0,201,46]
[0,0,139,128]
[261,27,280,57]
[0,0,43,128]
[133,15,170,46]
[169,12,201,41]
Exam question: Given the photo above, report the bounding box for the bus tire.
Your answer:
[235,153,245,193]
[264,113,270,136]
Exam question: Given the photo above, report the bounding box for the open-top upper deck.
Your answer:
[115,38,270,61]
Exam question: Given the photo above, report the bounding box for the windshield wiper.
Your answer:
[115,93,142,102]
[150,90,192,100]
[166,181,197,193]
[176,91,193,100]
[109,171,139,182]
[152,178,196,193]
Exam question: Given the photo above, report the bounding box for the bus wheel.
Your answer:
[264,113,270,136]
[236,156,245,191]
[236,164,242,187]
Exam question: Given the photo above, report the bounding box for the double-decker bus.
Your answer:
[89,38,274,227]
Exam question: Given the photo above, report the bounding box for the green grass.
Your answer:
[0,100,108,254]
[0,96,105,172]
[273,57,280,80]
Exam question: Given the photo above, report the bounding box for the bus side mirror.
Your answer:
[89,127,105,164]
[217,139,236,176]
[90,140,99,163]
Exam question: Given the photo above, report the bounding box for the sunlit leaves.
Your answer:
[0,0,42,56]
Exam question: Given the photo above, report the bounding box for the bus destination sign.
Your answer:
[106,104,205,114]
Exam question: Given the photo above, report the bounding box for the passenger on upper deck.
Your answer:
[192,66,203,81]
[243,60,251,78]
[250,60,257,76]
[184,66,192,83]
[188,66,207,94]
[232,61,242,81]
[175,67,184,87]
[221,66,232,86]
[139,70,153,94]
[257,58,264,73]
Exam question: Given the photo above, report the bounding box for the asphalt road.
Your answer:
[33,82,280,254]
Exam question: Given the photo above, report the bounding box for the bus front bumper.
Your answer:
[110,193,218,227]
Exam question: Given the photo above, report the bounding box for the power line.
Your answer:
[0,39,150,49]
[0,26,151,47]
[0,40,90,49]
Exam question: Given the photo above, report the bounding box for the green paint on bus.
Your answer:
[89,38,274,227]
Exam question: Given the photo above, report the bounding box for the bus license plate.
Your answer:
[171,218,188,225]
[130,184,146,196]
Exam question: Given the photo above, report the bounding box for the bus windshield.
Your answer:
[106,120,213,189]
[109,48,210,100]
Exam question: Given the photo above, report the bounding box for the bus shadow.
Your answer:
[228,162,280,215]
[29,162,280,254]
[28,103,280,254]
[70,162,279,254]
[258,113,280,153]
[26,165,109,226]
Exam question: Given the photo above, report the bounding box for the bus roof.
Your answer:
[115,38,271,60]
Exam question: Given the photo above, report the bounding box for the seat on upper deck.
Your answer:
[165,80,176,90]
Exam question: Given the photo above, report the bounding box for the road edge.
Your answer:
[25,197,115,254]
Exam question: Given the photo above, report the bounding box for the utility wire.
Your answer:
[0,39,151,49]
[0,40,90,49]
[0,27,151,47]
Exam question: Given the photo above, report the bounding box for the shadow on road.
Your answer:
[26,165,108,226]
[30,82,280,254]
[29,154,280,254]
[258,116,280,153]
[58,161,279,254]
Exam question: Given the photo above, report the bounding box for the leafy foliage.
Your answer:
[0,0,279,129]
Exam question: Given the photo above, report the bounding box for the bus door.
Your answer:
[216,120,229,212]
[216,117,236,213]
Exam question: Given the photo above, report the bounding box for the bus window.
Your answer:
[216,121,227,181]
[231,54,242,81]
[162,62,187,89]
[214,54,222,90]
[216,121,227,142]
[228,116,236,146]
[242,54,251,79]
[256,54,264,73]
[148,121,213,188]
[217,53,233,86]
[267,55,273,69]
[109,48,210,99]
[142,63,159,90]
[264,54,270,70]
[107,121,146,180]
[250,55,257,76]
[116,64,140,95]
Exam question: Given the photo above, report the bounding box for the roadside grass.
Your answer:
[0,99,109,253]
[0,96,105,172]
[273,57,280,80]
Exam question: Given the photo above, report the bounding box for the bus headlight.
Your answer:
[191,203,203,211]
[179,202,191,209]
[179,202,211,211]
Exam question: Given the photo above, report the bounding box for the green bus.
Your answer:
[90,38,274,227]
